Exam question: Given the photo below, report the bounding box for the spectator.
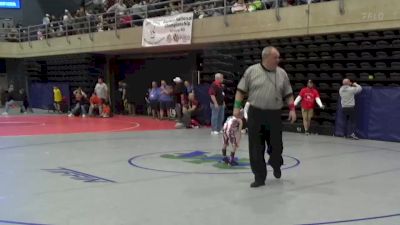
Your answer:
[169,2,180,15]
[37,30,44,40]
[53,86,63,113]
[173,77,186,120]
[116,81,126,114]
[75,6,87,34]
[1,85,17,116]
[209,73,225,135]
[101,100,112,118]
[130,1,147,26]
[43,14,50,25]
[63,9,73,34]
[5,26,18,42]
[89,92,102,116]
[339,79,362,140]
[63,10,72,22]
[294,80,325,135]
[147,81,160,119]
[184,80,193,94]
[93,0,107,13]
[50,15,57,23]
[94,76,109,114]
[69,87,87,117]
[97,15,105,32]
[19,89,30,114]
[159,80,174,120]
[107,0,127,13]
[231,0,248,13]
[176,93,202,129]
[207,3,223,17]
[248,0,263,12]
[194,5,207,19]
[119,11,133,28]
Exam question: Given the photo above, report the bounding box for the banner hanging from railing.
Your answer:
[142,12,193,47]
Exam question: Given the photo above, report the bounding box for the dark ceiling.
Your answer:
[37,0,85,16]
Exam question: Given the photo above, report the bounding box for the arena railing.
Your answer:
[0,0,341,45]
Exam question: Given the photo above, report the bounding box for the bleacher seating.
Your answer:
[200,28,400,135]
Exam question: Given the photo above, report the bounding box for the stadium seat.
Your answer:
[376,51,388,58]
[347,52,358,59]
[374,72,387,80]
[307,73,318,80]
[383,30,396,38]
[391,62,400,68]
[308,52,319,59]
[353,32,364,40]
[332,73,343,80]
[376,40,390,48]
[334,53,345,59]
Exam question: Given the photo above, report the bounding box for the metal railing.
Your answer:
[0,0,340,44]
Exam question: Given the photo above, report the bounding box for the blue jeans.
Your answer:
[210,103,225,132]
[71,102,87,116]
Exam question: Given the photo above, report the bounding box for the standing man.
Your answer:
[339,79,362,140]
[94,77,109,114]
[233,46,296,188]
[294,80,325,135]
[148,81,160,119]
[173,77,186,120]
[159,80,174,119]
[209,73,225,135]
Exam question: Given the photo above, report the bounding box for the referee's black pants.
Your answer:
[247,106,283,183]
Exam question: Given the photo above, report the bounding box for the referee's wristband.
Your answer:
[234,100,242,109]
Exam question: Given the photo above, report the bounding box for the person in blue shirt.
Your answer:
[147,81,160,119]
[159,80,174,120]
[184,80,193,94]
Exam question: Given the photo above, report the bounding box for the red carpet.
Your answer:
[0,115,176,136]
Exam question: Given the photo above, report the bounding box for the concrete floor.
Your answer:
[0,115,399,225]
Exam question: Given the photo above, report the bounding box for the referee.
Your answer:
[233,46,296,188]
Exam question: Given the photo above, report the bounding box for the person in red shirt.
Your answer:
[101,101,111,118]
[294,80,325,135]
[89,92,102,116]
[175,93,202,129]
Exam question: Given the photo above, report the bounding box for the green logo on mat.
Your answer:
[161,151,251,170]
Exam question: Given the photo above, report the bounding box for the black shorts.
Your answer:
[149,100,159,110]
[160,101,173,110]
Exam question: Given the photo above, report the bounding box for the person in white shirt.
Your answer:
[107,0,127,13]
[42,14,50,25]
[94,77,109,114]
[339,79,362,140]
[231,0,247,13]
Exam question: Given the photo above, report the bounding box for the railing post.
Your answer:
[18,27,22,49]
[181,0,184,13]
[223,0,228,27]
[114,12,120,38]
[88,16,94,41]
[28,26,32,48]
[275,0,281,21]
[45,24,50,46]
[66,22,71,44]
[339,0,345,15]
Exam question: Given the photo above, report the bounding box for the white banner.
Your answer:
[142,13,194,47]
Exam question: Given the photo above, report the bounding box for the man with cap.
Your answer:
[173,77,186,120]
[233,46,296,188]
